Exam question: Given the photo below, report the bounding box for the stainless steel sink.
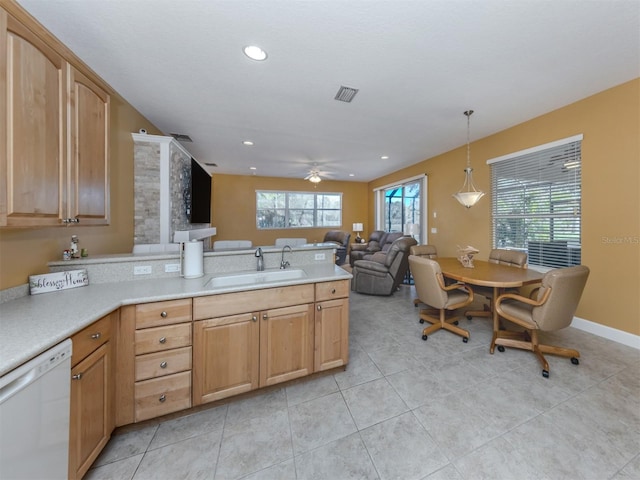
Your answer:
[205,269,307,288]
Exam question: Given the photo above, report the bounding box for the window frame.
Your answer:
[488,134,582,270]
[256,190,343,230]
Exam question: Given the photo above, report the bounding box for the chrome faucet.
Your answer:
[255,247,264,271]
[280,245,292,269]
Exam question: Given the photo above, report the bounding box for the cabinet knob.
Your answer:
[91,332,101,340]
[160,311,168,318]
[332,288,336,294]
[317,305,322,311]
[160,361,168,369]
[159,394,166,403]
[72,373,83,380]
[159,337,167,344]
[252,315,258,322]
[262,313,268,320]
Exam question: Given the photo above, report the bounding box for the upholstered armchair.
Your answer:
[351,236,417,295]
[349,230,385,266]
[351,231,404,266]
[409,245,438,307]
[493,265,590,378]
[322,230,351,265]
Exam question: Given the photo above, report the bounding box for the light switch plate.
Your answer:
[315,253,326,260]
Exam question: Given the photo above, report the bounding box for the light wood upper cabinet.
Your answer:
[0,8,110,227]
[0,11,66,227]
[68,65,110,225]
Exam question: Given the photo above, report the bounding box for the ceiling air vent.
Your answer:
[170,133,193,142]
[334,86,359,103]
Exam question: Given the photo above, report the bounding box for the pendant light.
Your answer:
[453,110,485,208]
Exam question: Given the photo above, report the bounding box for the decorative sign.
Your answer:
[29,269,89,295]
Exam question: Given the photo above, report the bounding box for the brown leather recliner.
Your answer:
[351,236,417,295]
[349,230,385,266]
[322,230,351,265]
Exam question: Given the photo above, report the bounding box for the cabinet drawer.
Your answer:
[136,299,192,329]
[135,347,192,381]
[71,314,112,367]
[315,280,350,302]
[135,323,192,355]
[135,371,191,422]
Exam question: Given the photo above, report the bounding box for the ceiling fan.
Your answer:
[302,164,337,184]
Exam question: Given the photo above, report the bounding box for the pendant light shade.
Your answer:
[453,110,485,208]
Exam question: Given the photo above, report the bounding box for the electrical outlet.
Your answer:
[431,227,438,234]
[315,253,326,261]
[133,265,152,275]
[164,263,180,273]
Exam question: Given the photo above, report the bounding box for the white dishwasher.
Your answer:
[0,339,72,479]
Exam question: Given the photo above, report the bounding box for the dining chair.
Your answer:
[409,255,474,343]
[493,265,590,378]
[409,245,438,308]
[465,248,528,320]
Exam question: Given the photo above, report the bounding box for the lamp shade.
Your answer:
[352,223,363,232]
[404,223,420,235]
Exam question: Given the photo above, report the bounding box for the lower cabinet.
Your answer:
[68,311,116,480]
[314,297,349,371]
[192,285,316,406]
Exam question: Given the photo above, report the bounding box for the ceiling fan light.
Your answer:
[309,173,321,183]
[243,45,268,61]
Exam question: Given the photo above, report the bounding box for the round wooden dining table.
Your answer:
[436,257,544,344]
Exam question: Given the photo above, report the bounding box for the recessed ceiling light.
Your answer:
[349,173,355,177]
[249,167,256,170]
[381,156,389,160]
[243,45,267,61]
[243,140,254,146]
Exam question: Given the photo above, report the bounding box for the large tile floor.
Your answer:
[87,285,640,480]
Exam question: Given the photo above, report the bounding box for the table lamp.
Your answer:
[352,223,364,243]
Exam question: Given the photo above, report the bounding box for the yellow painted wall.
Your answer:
[369,78,640,335]
[211,174,369,246]
[0,93,162,289]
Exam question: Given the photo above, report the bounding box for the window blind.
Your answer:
[490,136,582,269]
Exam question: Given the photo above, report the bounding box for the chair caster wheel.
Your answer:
[422,334,428,341]
[542,369,549,378]
[453,321,459,325]
[497,345,505,353]
[571,357,579,365]
[466,315,473,320]
[463,337,468,343]
[419,319,424,324]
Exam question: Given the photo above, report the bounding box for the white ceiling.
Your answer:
[17,0,640,182]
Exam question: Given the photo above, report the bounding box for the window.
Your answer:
[374,174,426,244]
[256,190,342,229]
[489,135,582,269]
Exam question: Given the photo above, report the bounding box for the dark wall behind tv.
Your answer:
[190,158,212,223]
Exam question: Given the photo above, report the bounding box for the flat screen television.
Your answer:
[190,158,212,223]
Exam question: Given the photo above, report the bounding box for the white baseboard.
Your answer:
[572,316,640,350]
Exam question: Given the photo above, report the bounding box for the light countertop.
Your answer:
[0,264,351,377]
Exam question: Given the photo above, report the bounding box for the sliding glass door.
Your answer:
[376,175,425,245]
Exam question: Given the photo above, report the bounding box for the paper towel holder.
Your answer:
[180,239,204,279]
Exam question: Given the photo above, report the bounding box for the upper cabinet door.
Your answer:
[0,11,66,227]
[67,66,110,225]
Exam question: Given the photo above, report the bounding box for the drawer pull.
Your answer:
[159,337,167,344]
[332,288,336,294]
[91,332,101,340]
[317,305,322,311]
[160,361,168,369]
[159,394,166,403]
[160,311,168,318]
[72,373,83,380]
[252,315,257,322]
